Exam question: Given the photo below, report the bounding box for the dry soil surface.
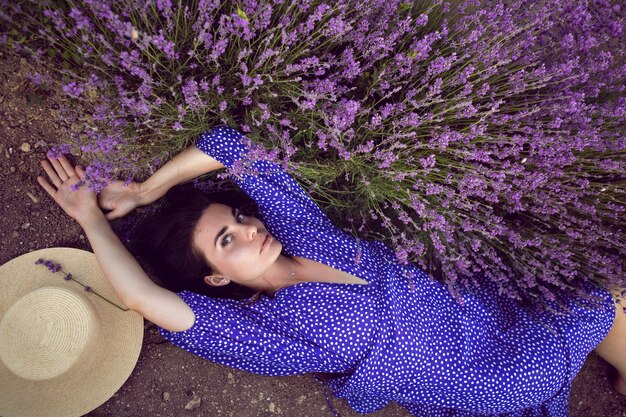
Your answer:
[1,49,625,417]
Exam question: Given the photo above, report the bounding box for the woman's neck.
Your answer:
[254,254,302,294]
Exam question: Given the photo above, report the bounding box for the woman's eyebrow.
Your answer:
[214,207,238,247]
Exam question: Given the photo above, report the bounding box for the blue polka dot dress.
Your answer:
[158,126,616,417]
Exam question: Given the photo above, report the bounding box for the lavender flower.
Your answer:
[69,7,91,31]
[150,32,178,59]
[8,0,624,309]
[28,73,53,86]
[63,82,84,98]
[35,258,127,310]
[35,258,62,273]
[182,79,203,109]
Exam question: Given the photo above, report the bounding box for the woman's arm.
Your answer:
[100,144,225,219]
[139,145,225,204]
[79,212,195,331]
[38,155,195,332]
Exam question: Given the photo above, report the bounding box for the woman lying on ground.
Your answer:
[37,125,626,417]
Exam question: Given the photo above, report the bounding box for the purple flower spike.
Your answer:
[42,259,62,273]
[84,286,92,292]
[62,81,84,98]
[64,273,72,281]
[35,259,44,265]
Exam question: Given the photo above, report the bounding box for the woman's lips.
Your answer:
[260,234,272,253]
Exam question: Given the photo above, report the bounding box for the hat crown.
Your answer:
[0,287,100,381]
[0,247,143,417]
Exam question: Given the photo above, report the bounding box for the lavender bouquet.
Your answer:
[2,0,624,307]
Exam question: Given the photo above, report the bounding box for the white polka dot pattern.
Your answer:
[158,126,616,416]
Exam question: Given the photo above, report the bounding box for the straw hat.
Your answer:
[0,248,144,417]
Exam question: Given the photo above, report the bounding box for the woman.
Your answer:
[37,126,626,416]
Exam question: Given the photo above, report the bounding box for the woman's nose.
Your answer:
[243,224,257,240]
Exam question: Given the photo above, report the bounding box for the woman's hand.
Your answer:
[97,180,142,220]
[36,153,195,331]
[37,154,103,226]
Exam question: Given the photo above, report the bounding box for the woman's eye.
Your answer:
[221,211,244,247]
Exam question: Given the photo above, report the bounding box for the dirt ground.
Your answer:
[1,49,625,417]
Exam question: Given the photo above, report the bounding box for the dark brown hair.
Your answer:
[131,184,258,300]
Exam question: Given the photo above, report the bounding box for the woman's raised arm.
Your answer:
[37,154,195,332]
[100,144,225,219]
[79,212,195,331]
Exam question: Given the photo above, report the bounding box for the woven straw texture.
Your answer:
[0,248,143,417]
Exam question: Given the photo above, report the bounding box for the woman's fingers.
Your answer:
[36,175,57,197]
[58,155,77,178]
[49,157,69,181]
[41,154,81,187]
[40,160,62,188]
[39,153,94,191]
[76,165,85,180]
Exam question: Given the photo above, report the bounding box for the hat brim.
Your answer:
[0,248,144,417]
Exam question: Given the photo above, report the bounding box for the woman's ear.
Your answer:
[203,275,230,287]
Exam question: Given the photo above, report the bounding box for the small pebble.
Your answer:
[21,142,31,152]
[26,192,39,203]
[12,231,19,238]
[184,394,201,410]
[10,166,15,173]
[296,395,306,405]
[162,391,170,401]
[20,222,30,229]
[268,402,275,413]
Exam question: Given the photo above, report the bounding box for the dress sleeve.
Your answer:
[196,126,332,229]
[195,125,366,279]
[157,289,377,376]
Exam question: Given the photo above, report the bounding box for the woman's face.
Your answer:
[192,203,283,286]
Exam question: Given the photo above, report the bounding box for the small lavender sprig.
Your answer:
[35,258,128,311]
